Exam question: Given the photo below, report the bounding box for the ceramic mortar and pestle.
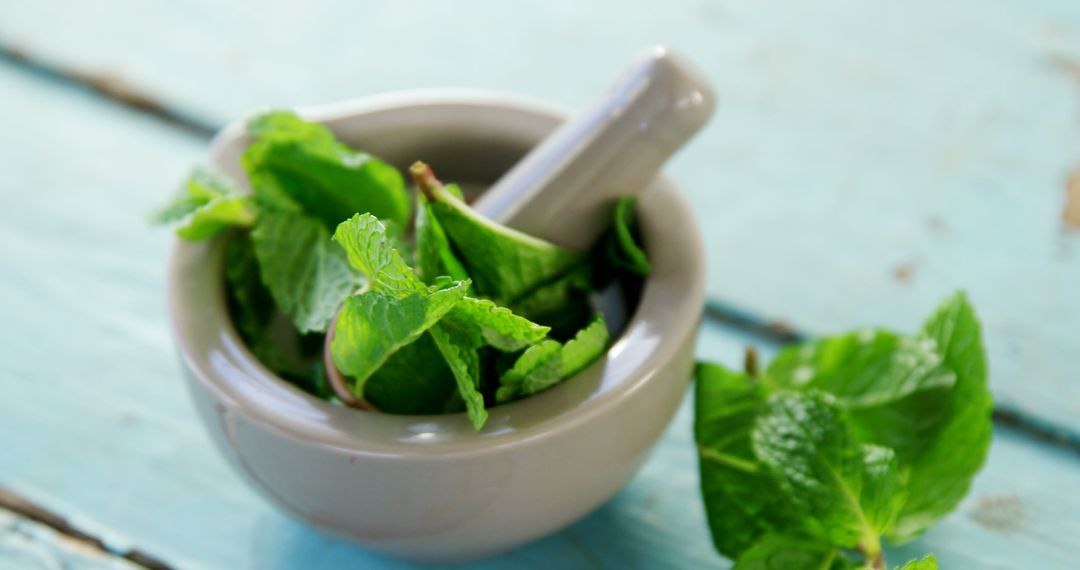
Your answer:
[168,46,713,562]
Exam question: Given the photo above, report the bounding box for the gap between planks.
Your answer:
[0,486,173,570]
[0,44,215,139]
[1,38,1077,457]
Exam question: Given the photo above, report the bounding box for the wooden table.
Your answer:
[2,1,1079,568]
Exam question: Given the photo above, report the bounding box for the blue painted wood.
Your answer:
[0,510,143,570]
[1,0,1078,440]
[1,4,1079,568]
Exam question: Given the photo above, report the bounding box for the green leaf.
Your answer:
[556,314,610,380]
[859,444,908,535]
[363,333,459,414]
[604,197,651,276]
[450,296,550,352]
[494,314,609,402]
[752,391,905,550]
[415,192,470,284]
[694,364,817,558]
[153,167,255,240]
[333,213,426,296]
[890,292,993,541]
[329,282,468,395]
[225,234,334,396]
[224,234,273,342]
[847,389,953,478]
[495,340,562,403]
[766,330,955,409]
[732,534,839,570]
[225,233,301,376]
[243,111,409,229]
[766,330,956,462]
[429,323,488,430]
[507,263,593,340]
[250,208,362,333]
[895,554,937,570]
[425,182,583,303]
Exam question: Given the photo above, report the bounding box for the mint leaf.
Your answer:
[412,163,583,303]
[415,192,470,284]
[752,391,903,552]
[695,364,814,558]
[333,213,426,296]
[429,323,488,430]
[858,444,907,536]
[766,331,955,409]
[225,233,334,397]
[766,330,956,462]
[244,111,409,229]
[250,208,362,333]
[495,314,609,402]
[224,234,274,345]
[732,534,839,570]
[890,292,993,541]
[895,555,937,570]
[154,167,254,240]
[363,333,458,414]
[557,313,610,380]
[495,340,562,403]
[225,233,303,377]
[603,197,651,276]
[451,296,550,352]
[507,263,593,340]
[330,282,467,396]
[696,293,986,569]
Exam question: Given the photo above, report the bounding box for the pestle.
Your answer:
[472,45,715,250]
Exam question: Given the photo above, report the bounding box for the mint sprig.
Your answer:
[696,293,991,568]
[152,166,255,240]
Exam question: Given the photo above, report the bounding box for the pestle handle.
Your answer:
[471,46,715,250]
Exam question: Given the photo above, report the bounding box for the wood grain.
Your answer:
[1,3,1080,567]
[0,509,148,570]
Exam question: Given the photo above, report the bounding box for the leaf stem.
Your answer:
[859,539,886,569]
[744,346,759,378]
[698,445,760,473]
[409,161,442,200]
[818,549,838,570]
[824,462,882,568]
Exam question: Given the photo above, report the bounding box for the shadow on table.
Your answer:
[249,400,722,569]
[248,488,719,570]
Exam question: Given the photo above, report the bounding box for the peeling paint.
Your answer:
[1050,56,1080,230]
[970,494,1026,533]
[926,216,949,236]
[1065,166,1080,230]
[892,262,916,283]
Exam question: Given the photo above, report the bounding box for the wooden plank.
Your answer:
[1,20,1080,570]
[0,509,146,570]
[2,0,1079,439]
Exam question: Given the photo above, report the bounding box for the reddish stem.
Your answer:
[323,311,376,411]
[409,161,443,200]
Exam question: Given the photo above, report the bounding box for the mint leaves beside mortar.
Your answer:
[694,293,991,569]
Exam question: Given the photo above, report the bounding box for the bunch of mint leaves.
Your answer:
[694,293,993,569]
[156,111,650,430]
